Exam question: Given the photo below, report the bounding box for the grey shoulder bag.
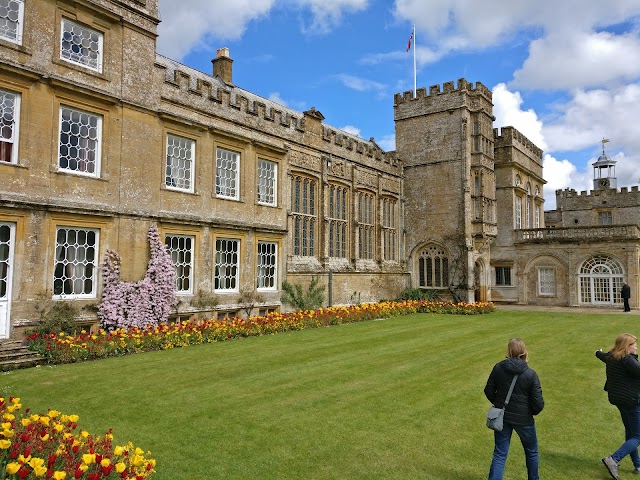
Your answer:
[486,374,519,432]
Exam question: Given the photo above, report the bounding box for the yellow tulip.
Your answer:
[0,439,10,449]
[79,464,88,472]
[21,418,31,427]
[113,445,124,456]
[53,472,67,480]
[39,416,50,426]
[82,453,95,465]
[41,433,50,441]
[10,397,20,404]
[131,454,144,467]
[101,458,111,467]
[68,415,79,422]
[81,430,89,438]
[115,462,126,473]
[48,409,61,418]
[2,428,14,438]
[3,413,14,421]
[54,423,64,432]
[5,462,20,474]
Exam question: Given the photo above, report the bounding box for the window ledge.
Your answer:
[52,57,107,81]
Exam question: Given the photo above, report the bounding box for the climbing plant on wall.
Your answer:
[98,225,177,329]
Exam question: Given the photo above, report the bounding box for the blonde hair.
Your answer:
[612,333,638,360]
[507,338,529,362]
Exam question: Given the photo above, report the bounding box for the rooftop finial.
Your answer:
[601,137,610,155]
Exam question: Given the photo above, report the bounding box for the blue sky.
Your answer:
[156,0,640,210]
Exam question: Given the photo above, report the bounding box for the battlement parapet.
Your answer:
[393,78,492,109]
[556,186,640,208]
[321,126,399,167]
[494,126,543,160]
[155,55,396,168]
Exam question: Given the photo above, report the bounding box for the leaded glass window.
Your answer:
[216,147,239,200]
[418,245,449,288]
[328,184,348,258]
[257,159,277,206]
[538,267,555,296]
[382,198,397,261]
[164,235,193,293]
[166,135,194,192]
[358,192,374,259]
[291,175,316,256]
[58,105,101,176]
[215,238,239,291]
[0,0,23,44]
[0,88,19,163]
[53,227,98,298]
[60,19,103,72]
[257,241,277,290]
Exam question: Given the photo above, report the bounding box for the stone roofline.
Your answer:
[154,55,397,167]
[556,186,640,197]
[393,78,492,106]
[494,126,543,160]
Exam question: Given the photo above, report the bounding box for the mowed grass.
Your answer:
[1,309,635,479]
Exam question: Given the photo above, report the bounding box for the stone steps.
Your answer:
[0,340,45,371]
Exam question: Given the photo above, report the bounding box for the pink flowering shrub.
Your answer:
[98,226,176,329]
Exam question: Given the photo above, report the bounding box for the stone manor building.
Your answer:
[0,0,638,338]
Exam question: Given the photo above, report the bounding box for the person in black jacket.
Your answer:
[622,283,631,312]
[485,338,544,480]
[597,333,640,480]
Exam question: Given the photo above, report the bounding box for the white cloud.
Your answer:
[492,83,546,150]
[340,125,361,137]
[157,0,368,60]
[377,133,396,152]
[268,92,288,107]
[512,32,640,90]
[295,0,368,34]
[334,74,387,98]
[542,84,640,153]
[542,154,584,210]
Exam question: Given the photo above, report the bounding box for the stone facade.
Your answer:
[0,0,638,339]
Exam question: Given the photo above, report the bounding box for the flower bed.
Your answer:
[0,396,155,479]
[27,300,495,365]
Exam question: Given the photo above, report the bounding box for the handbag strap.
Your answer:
[503,374,519,406]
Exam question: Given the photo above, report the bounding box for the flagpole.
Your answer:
[412,24,416,98]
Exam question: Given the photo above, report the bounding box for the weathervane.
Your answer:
[601,137,610,154]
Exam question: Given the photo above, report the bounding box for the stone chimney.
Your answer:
[212,48,233,85]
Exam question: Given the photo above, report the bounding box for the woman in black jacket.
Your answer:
[597,333,640,480]
[485,338,545,480]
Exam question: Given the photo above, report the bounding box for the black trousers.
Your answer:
[624,298,631,312]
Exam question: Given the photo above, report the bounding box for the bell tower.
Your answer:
[593,138,617,190]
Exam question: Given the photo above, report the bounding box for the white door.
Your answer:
[0,223,15,339]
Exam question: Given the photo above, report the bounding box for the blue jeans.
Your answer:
[488,421,539,480]
[611,405,640,468]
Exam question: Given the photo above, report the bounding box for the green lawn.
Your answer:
[1,309,634,479]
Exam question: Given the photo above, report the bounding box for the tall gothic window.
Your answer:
[382,198,397,261]
[418,245,449,288]
[328,184,348,258]
[358,191,374,259]
[291,175,316,256]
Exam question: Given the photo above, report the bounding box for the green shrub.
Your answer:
[29,301,81,336]
[281,277,326,310]
[398,288,440,302]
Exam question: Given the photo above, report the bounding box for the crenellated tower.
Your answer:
[394,78,496,302]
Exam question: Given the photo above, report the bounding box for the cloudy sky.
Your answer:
[156,0,640,209]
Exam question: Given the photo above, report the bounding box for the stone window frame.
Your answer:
[357,190,375,260]
[596,209,613,225]
[327,183,349,258]
[164,234,195,295]
[495,266,512,286]
[60,17,104,74]
[0,0,24,46]
[291,173,317,257]
[215,146,240,201]
[0,87,20,164]
[525,183,531,228]
[52,225,100,300]
[256,240,278,291]
[537,266,556,296]
[57,104,103,178]
[382,196,398,261]
[418,244,449,289]
[214,236,240,293]
[257,157,277,207]
[515,195,522,230]
[165,133,195,193]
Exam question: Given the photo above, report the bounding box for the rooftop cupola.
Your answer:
[593,138,617,190]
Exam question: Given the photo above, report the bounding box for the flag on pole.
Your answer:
[406,29,413,52]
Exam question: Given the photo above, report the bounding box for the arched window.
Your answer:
[578,256,624,305]
[418,245,449,288]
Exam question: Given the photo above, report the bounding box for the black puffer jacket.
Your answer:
[484,357,544,425]
[596,350,640,407]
